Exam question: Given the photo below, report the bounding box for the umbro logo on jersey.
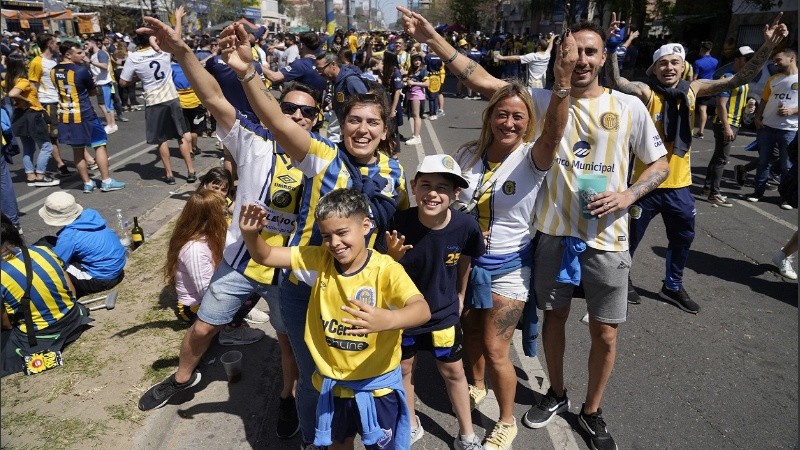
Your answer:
[277,174,297,184]
[573,141,591,158]
[617,261,630,269]
[320,281,327,288]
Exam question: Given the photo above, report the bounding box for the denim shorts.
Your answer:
[197,260,285,331]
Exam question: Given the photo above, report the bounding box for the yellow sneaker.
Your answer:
[469,384,488,410]
[484,419,517,450]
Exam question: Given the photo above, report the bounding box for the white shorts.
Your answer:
[491,265,531,301]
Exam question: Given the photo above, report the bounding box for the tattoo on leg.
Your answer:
[456,60,478,81]
[492,301,524,340]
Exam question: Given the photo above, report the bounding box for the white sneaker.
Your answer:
[218,326,265,346]
[405,136,421,146]
[454,434,483,450]
[410,415,425,445]
[244,308,270,324]
[772,251,797,280]
[428,115,438,120]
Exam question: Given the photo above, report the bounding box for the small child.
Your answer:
[240,188,431,450]
[385,154,486,450]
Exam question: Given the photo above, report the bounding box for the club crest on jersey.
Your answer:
[272,190,292,208]
[336,92,345,103]
[793,82,798,90]
[600,112,619,131]
[502,180,516,195]
[354,287,376,307]
[573,141,591,158]
[629,205,642,219]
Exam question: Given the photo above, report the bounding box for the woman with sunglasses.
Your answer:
[219,22,409,449]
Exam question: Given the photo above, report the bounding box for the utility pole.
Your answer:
[325,0,335,35]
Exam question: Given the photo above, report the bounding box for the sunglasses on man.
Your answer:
[280,102,318,119]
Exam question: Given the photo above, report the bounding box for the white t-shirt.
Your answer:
[284,44,299,66]
[455,142,546,256]
[36,56,60,104]
[761,73,798,130]
[531,88,667,251]
[519,51,550,87]
[90,49,113,86]
[120,48,178,106]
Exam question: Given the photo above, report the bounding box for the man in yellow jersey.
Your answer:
[136,16,315,440]
[604,13,787,312]
[398,9,669,450]
[1,214,93,377]
[702,46,755,207]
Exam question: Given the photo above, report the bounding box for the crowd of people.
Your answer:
[0,6,795,450]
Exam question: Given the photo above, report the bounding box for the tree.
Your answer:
[297,1,326,31]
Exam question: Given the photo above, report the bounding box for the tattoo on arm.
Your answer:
[456,59,478,81]
[629,159,669,200]
[699,44,773,97]
[606,52,649,101]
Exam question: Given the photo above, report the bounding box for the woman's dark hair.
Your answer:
[4,53,27,95]
[342,92,394,156]
[196,167,233,193]
[1,214,24,248]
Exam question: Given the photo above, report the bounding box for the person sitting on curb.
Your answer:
[38,192,126,299]
[1,214,93,377]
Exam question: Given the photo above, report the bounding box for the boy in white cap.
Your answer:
[38,191,126,298]
[385,154,486,450]
[604,12,788,312]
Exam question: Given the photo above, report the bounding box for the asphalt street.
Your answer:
[8,87,797,449]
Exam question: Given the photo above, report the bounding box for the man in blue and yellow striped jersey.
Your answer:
[703,46,755,207]
[1,214,93,377]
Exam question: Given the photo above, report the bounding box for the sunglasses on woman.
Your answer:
[280,102,318,119]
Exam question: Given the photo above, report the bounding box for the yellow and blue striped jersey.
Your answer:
[50,63,98,124]
[713,73,750,128]
[290,134,409,251]
[1,246,76,333]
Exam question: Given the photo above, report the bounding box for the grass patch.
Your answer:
[2,410,108,449]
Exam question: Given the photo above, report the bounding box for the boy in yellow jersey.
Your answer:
[239,188,430,450]
[604,13,787,312]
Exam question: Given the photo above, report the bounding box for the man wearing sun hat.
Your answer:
[39,192,126,299]
[605,13,788,312]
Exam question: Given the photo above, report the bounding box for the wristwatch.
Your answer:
[553,85,571,98]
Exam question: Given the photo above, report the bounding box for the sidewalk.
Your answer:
[1,172,283,449]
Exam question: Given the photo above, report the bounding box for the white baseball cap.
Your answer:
[416,155,469,189]
[736,46,755,58]
[646,43,686,76]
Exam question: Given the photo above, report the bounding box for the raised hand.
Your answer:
[764,12,788,45]
[396,6,437,43]
[218,23,254,76]
[553,29,577,86]
[384,230,413,261]
[341,297,395,335]
[137,15,189,56]
[238,202,266,234]
[607,12,623,41]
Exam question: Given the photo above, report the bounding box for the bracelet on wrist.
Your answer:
[443,50,459,64]
[237,66,257,82]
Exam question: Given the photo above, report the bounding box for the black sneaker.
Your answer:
[165,176,176,185]
[578,404,618,450]
[58,165,72,176]
[187,172,197,183]
[627,276,641,305]
[138,371,201,411]
[734,165,745,187]
[658,284,700,314]
[276,395,300,439]
[522,387,570,429]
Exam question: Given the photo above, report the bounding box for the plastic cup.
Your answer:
[577,174,608,220]
[220,350,243,383]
